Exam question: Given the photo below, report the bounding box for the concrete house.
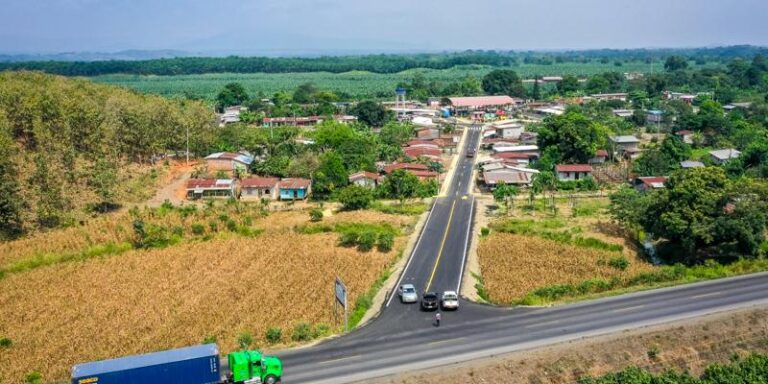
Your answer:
[240,177,279,200]
[709,149,741,164]
[278,178,312,200]
[680,160,705,169]
[589,149,609,165]
[493,121,525,140]
[482,167,539,188]
[609,135,640,155]
[634,176,668,192]
[204,152,254,176]
[646,110,664,124]
[186,179,236,200]
[348,171,379,189]
[555,164,593,181]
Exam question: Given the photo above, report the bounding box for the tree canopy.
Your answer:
[537,110,610,164]
[481,69,526,98]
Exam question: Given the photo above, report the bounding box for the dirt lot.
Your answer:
[371,306,768,384]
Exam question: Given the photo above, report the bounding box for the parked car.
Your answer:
[466,149,475,158]
[441,291,459,310]
[421,292,439,311]
[398,284,418,304]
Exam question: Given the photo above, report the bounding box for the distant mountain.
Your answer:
[0,49,197,62]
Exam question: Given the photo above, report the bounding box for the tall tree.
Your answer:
[557,75,581,94]
[312,152,349,198]
[481,69,526,97]
[531,75,542,100]
[292,82,319,104]
[0,116,23,239]
[348,100,394,127]
[215,82,249,111]
[537,110,610,163]
[664,56,689,71]
[379,122,415,147]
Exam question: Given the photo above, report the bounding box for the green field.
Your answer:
[91,62,673,100]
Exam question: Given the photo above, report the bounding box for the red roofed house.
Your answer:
[186,179,236,200]
[406,140,440,149]
[382,162,429,174]
[447,96,521,116]
[240,177,279,200]
[407,170,439,181]
[403,146,442,160]
[415,127,440,140]
[278,178,312,200]
[634,176,668,192]
[589,149,609,165]
[348,171,380,189]
[555,164,593,181]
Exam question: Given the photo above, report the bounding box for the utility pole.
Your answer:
[186,122,190,165]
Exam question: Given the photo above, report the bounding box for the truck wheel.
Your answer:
[264,375,278,384]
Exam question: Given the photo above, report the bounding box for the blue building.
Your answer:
[278,178,312,200]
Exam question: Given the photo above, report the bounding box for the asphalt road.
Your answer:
[276,125,768,383]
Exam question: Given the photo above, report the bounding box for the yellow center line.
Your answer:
[428,337,466,346]
[612,304,646,313]
[425,200,457,292]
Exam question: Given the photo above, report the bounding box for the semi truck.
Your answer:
[71,344,282,384]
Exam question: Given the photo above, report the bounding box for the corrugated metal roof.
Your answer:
[448,96,517,108]
[279,178,311,190]
[204,152,254,165]
[241,177,279,188]
[556,164,593,173]
[610,135,640,144]
[72,344,218,378]
[186,179,234,189]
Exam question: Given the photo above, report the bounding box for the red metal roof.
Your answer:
[279,178,311,190]
[404,147,441,158]
[595,149,609,157]
[448,96,518,108]
[408,170,439,179]
[186,179,234,189]
[383,162,429,174]
[555,164,593,173]
[241,177,279,189]
[676,130,694,136]
[493,152,538,160]
[637,176,668,187]
[348,171,379,181]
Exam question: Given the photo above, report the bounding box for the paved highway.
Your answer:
[277,125,768,383]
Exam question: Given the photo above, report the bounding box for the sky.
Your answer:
[2,0,768,55]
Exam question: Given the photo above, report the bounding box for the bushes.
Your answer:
[309,208,324,222]
[291,322,312,342]
[0,337,11,348]
[237,332,253,349]
[336,185,374,210]
[191,223,205,235]
[335,223,399,252]
[607,256,630,271]
[492,218,623,252]
[265,327,282,344]
[377,232,394,252]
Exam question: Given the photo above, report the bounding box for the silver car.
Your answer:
[441,291,459,310]
[398,284,418,304]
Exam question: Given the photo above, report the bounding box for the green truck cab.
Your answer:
[227,350,282,384]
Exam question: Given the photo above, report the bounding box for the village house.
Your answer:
[493,121,525,140]
[382,162,438,181]
[348,171,380,188]
[724,102,753,112]
[646,110,664,124]
[403,146,442,160]
[415,127,440,140]
[240,177,279,200]
[612,109,634,118]
[680,160,705,169]
[675,130,694,144]
[709,149,741,164]
[262,115,357,128]
[204,152,254,176]
[588,93,628,102]
[278,178,312,200]
[589,149,609,165]
[555,164,593,181]
[446,96,522,117]
[609,135,640,155]
[186,179,237,200]
[634,176,668,192]
[482,166,539,188]
[492,144,540,155]
[492,151,539,166]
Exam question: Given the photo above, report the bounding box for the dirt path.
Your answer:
[145,161,197,207]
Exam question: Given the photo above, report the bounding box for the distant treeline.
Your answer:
[1,46,766,77]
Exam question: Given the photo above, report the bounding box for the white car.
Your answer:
[441,291,459,310]
[398,284,418,304]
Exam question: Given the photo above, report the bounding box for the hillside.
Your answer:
[0,71,216,239]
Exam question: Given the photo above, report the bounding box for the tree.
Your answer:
[313,120,356,150]
[557,75,580,94]
[0,117,23,239]
[493,182,519,213]
[481,69,526,97]
[312,152,348,198]
[585,74,611,94]
[379,122,415,147]
[215,82,249,111]
[292,82,319,104]
[337,184,374,210]
[89,157,119,211]
[537,110,610,163]
[349,100,394,127]
[531,75,542,100]
[632,136,691,176]
[379,169,420,204]
[664,56,689,71]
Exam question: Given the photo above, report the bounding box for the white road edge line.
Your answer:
[386,199,438,307]
[612,304,646,313]
[692,291,723,299]
[456,195,474,294]
[318,355,361,365]
[427,337,466,346]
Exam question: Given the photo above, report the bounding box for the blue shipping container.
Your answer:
[71,344,221,384]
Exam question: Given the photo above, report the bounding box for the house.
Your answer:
[493,121,525,140]
[492,144,539,154]
[403,146,442,160]
[186,179,236,200]
[542,76,563,83]
[348,171,379,188]
[408,170,439,181]
[609,135,640,155]
[709,149,741,164]
[613,109,634,118]
[240,177,279,200]
[493,152,539,165]
[519,132,538,145]
[204,152,254,175]
[415,127,440,140]
[482,166,539,188]
[219,106,245,125]
[724,102,753,112]
[405,140,440,150]
[634,176,668,192]
[675,130,694,144]
[589,149,609,165]
[680,160,705,169]
[533,105,566,116]
[278,178,312,200]
[427,97,442,108]
[589,93,628,102]
[555,164,593,181]
[381,162,437,181]
[623,147,643,160]
[646,110,664,124]
[262,115,356,128]
[446,96,522,115]
[411,116,437,127]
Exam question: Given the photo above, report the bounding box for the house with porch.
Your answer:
[240,177,279,200]
[278,178,312,200]
[348,171,379,188]
[609,135,640,156]
[186,179,237,200]
[555,164,593,181]
[709,149,741,165]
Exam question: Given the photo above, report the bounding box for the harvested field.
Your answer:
[477,233,653,304]
[0,207,415,383]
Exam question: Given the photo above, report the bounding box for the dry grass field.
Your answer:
[0,207,416,383]
[478,233,654,304]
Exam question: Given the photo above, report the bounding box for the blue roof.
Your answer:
[647,110,663,115]
[72,344,219,378]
